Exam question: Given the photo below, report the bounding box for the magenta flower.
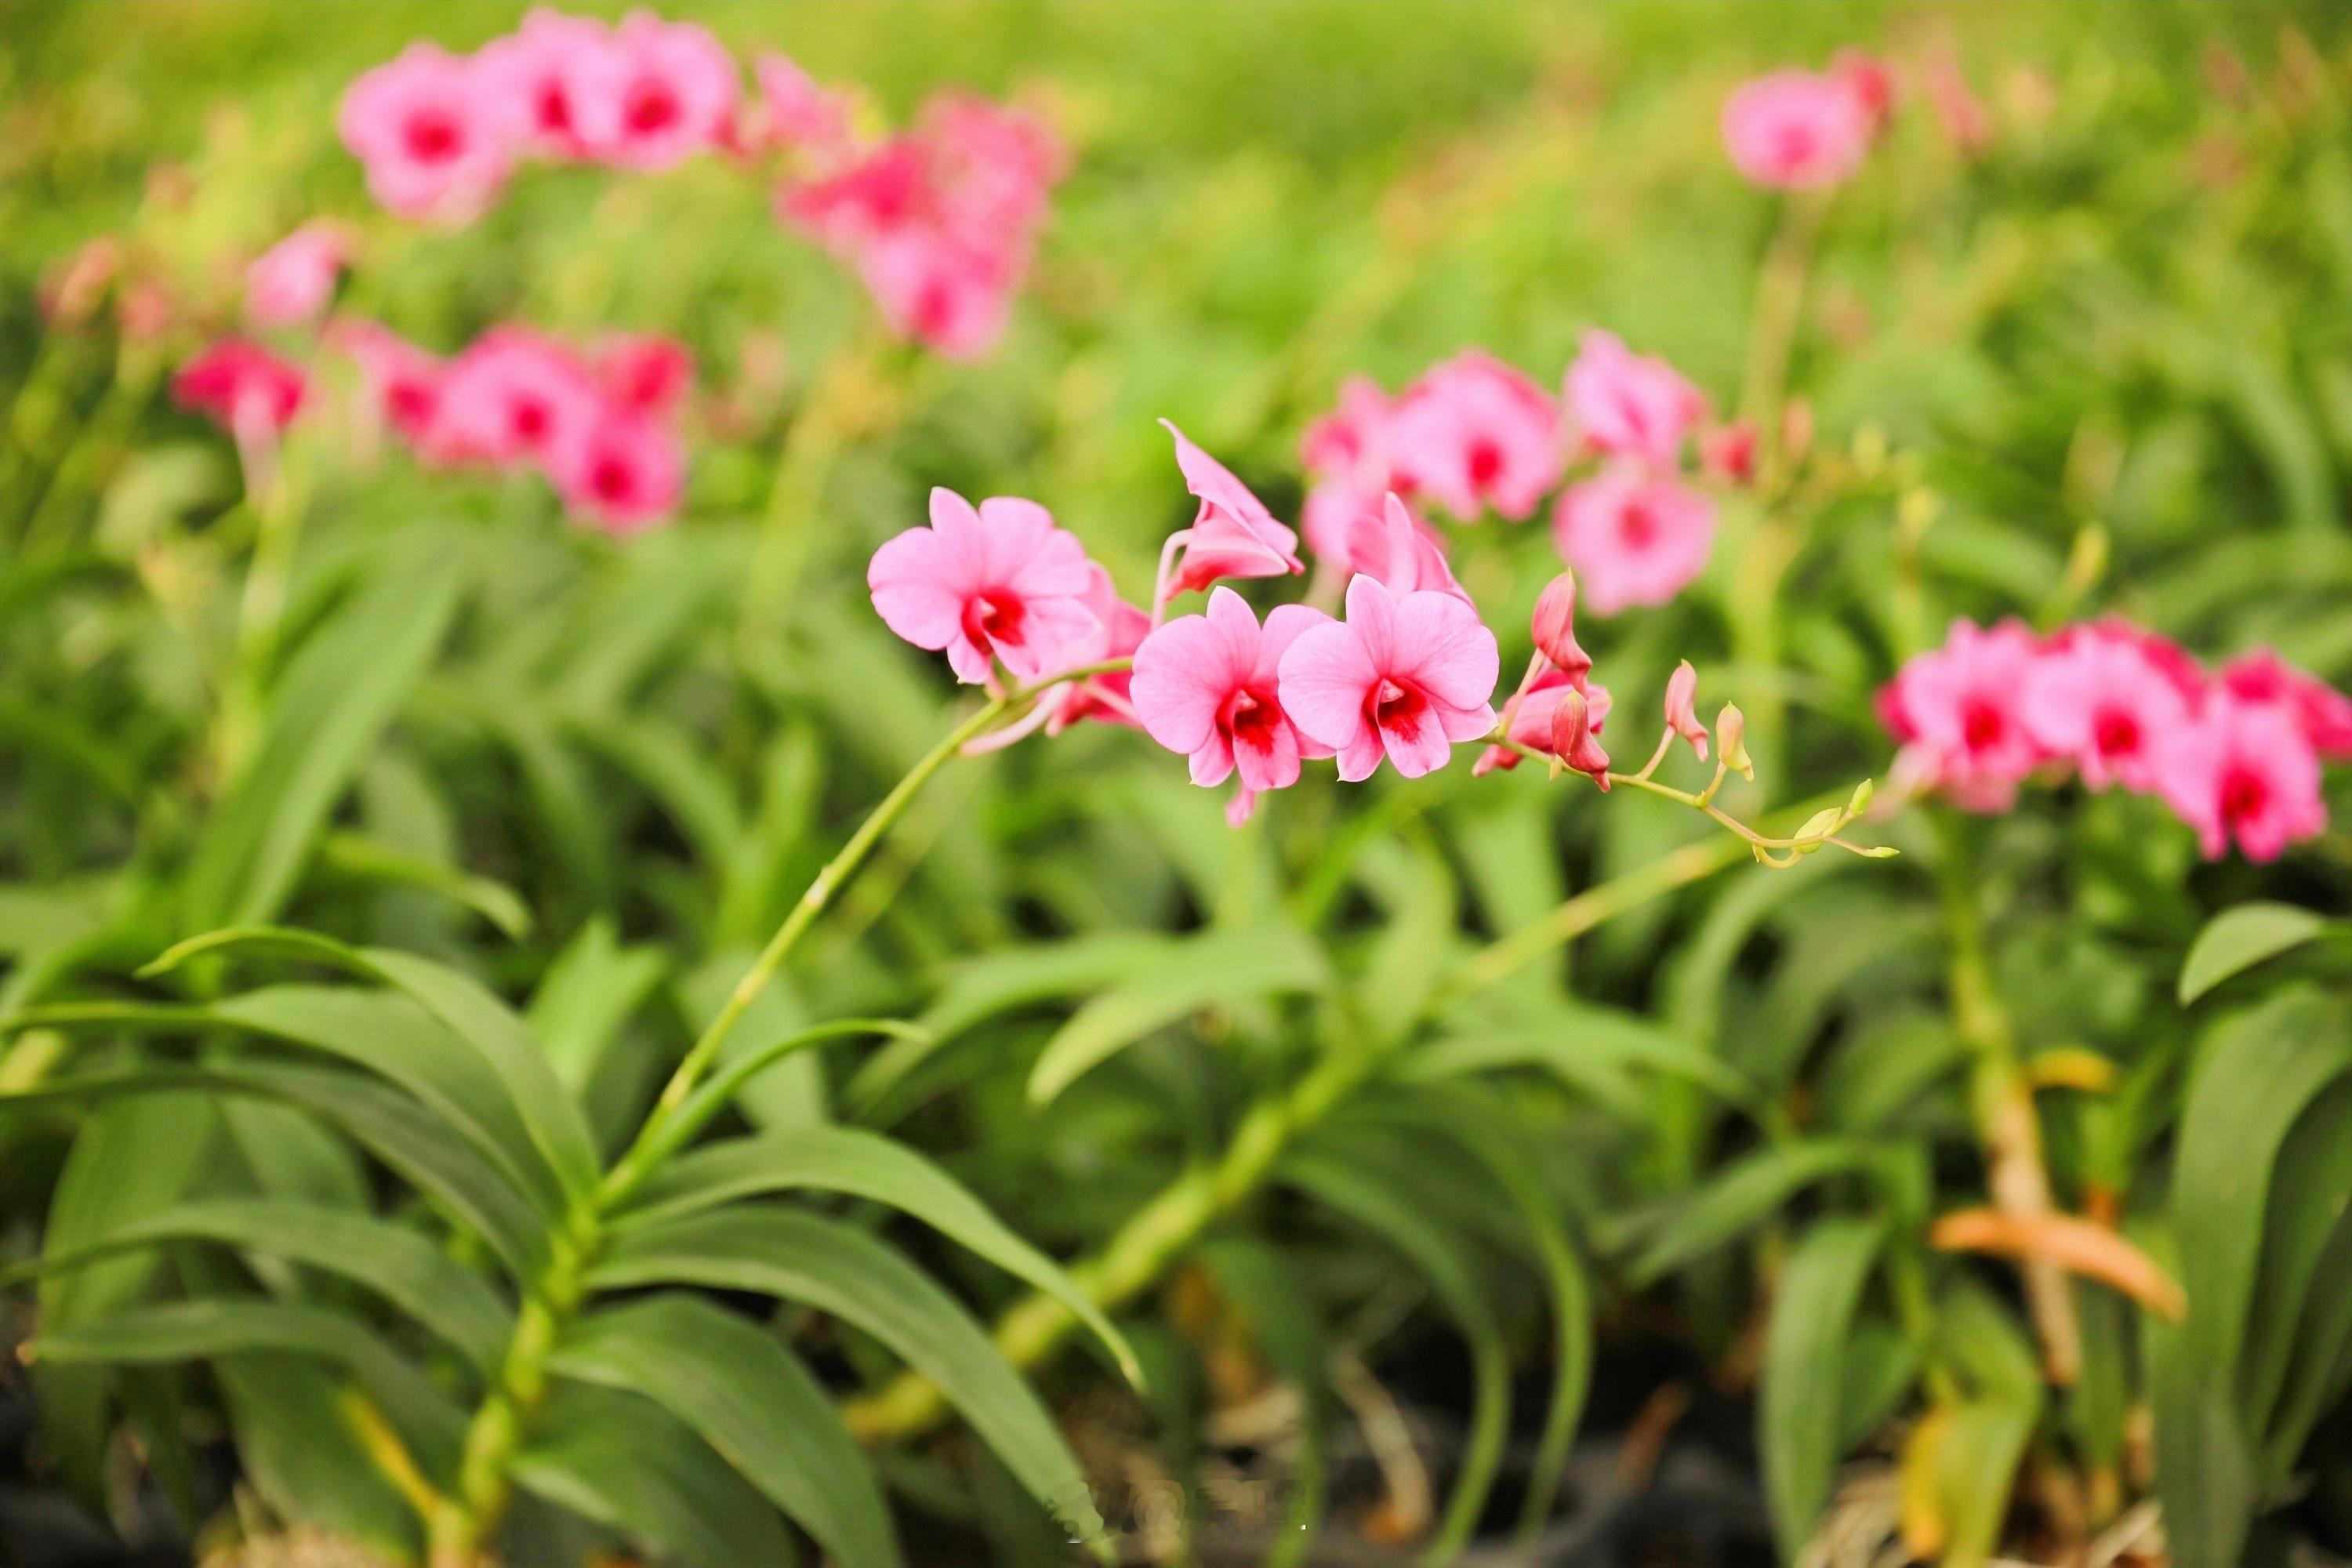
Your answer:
[339,44,513,220]
[868,488,1098,684]
[2158,692,2327,862]
[1878,619,2049,811]
[1133,587,1334,826]
[1338,493,1471,606]
[1721,68,1875,191]
[331,320,446,444]
[1564,330,1708,470]
[2020,626,2193,793]
[1278,575,1500,781]
[1385,352,1562,522]
[423,328,600,469]
[1550,467,1717,616]
[172,340,308,435]
[550,410,682,535]
[245,223,352,330]
[604,12,739,171]
[592,332,694,417]
[1160,420,1305,601]
[1472,668,1613,777]
[475,9,630,161]
[2216,651,2352,761]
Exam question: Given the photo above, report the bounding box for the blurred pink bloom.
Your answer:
[423,328,599,468]
[1385,352,1562,522]
[2020,625,2192,793]
[855,228,1013,360]
[1923,45,1994,156]
[1044,565,1151,735]
[245,223,352,329]
[2216,650,2352,761]
[1132,587,1334,826]
[1473,667,1612,776]
[868,488,1098,684]
[551,410,682,534]
[1830,49,1898,135]
[916,93,1065,241]
[172,339,308,434]
[340,44,513,219]
[1300,376,1392,481]
[1160,420,1305,600]
[476,9,630,160]
[1878,619,2047,811]
[1301,477,1380,566]
[1700,419,1759,485]
[1550,468,1717,616]
[1722,67,1875,190]
[331,319,445,443]
[605,12,739,170]
[1278,573,1499,781]
[1340,493,1470,606]
[593,332,694,417]
[1563,329,1707,470]
[2159,691,2326,862]
[1663,660,1710,760]
[743,51,854,158]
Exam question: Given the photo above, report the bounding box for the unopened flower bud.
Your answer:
[1663,660,1709,761]
[1717,702,1754,780]
[1549,686,1611,790]
[1700,419,1757,486]
[1792,807,1842,854]
[1530,572,1592,681]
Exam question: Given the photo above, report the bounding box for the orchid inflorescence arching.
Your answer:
[869,417,1889,864]
[1881,615,2352,862]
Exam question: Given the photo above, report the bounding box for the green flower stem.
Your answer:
[840,827,1762,1445]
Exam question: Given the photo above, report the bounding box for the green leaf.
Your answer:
[1400,1010,1772,1123]
[513,1385,800,1568]
[1027,924,1326,1105]
[216,1359,425,1562]
[547,1296,890,1568]
[1759,1218,1883,1561]
[527,917,667,1094]
[180,550,462,930]
[9,1196,510,1375]
[2180,903,2329,1005]
[589,1208,1106,1544]
[1625,1139,1890,1284]
[2151,1311,2260,1568]
[613,1123,1140,1388]
[314,832,534,939]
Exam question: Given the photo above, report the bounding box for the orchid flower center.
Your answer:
[405,111,463,163]
[1466,439,1504,490]
[591,454,637,505]
[2221,767,2269,824]
[2092,709,2140,757]
[1372,677,1428,740]
[510,396,552,442]
[962,590,1025,653]
[626,80,682,134]
[1961,699,2005,752]
[1221,687,1280,749]
[1618,499,1658,549]
[537,83,572,135]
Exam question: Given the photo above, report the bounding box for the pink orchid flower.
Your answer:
[1300,376,1392,482]
[1564,329,1708,470]
[330,320,446,445]
[868,488,1099,684]
[475,9,631,161]
[172,340,308,435]
[856,228,1014,361]
[422,328,601,469]
[1158,420,1305,604]
[2158,691,2327,862]
[1721,67,1876,191]
[1133,587,1334,826]
[1830,49,1898,135]
[550,410,682,535]
[1385,351,1563,522]
[593,333,695,418]
[2216,650,2352,761]
[245,223,353,330]
[339,44,513,220]
[1663,661,1711,761]
[1473,669,1613,776]
[1878,619,2049,811]
[2020,626,2193,793]
[1278,574,1500,781]
[605,12,740,171]
[1339,493,1472,606]
[1550,467,1718,616]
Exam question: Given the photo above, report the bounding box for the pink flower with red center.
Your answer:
[172,340,308,435]
[2020,625,2194,793]
[592,332,694,418]
[916,93,1065,244]
[422,328,600,468]
[2216,650,2352,761]
[245,223,353,329]
[855,228,1014,360]
[330,320,445,444]
[1385,352,1563,522]
[1563,329,1708,470]
[1878,619,2048,811]
[475,9,630,161]
[1721,67,1876,190]
[1160,420,1305,600]
[604,12,739,171]
[550,410,682,535]
[1700,419,1759,485]
[1278,574,1500,781]
[1472,668,1613,776]
[1550,467,1718,616]
[868,488,1098,684]
[1830,49,1898,135]
[1133,587,1335,826]
[1339,493,1471,606]
[1044,566,1152,736]
[339,44,513,220]
[2158,691,2327,862]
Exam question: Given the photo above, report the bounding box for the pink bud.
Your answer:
[1700,419,1757,485]
[1664,660,1710,761]
[1530,572,1593,682]
[1550,686,1611,790]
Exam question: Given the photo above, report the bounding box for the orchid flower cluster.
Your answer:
[1299,333,1749,622]
[337,8,1064,358]
[869,418,1886,868]
[1881,616,2352,862]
